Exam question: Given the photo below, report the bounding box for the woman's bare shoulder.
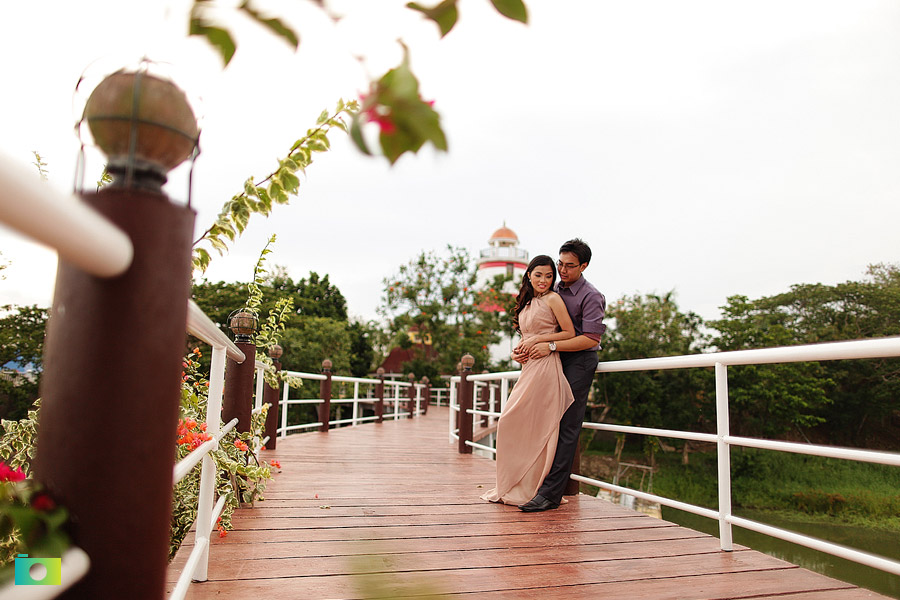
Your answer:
[544,291,564,306]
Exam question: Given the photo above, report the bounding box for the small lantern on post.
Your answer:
[458,354,475,454]
[406,372,416,419]
[263,344,283,450]
[375,367,385,423]
[319,359,333,433]
[223,308,258,434]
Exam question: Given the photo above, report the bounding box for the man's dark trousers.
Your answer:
[537,349,599,504]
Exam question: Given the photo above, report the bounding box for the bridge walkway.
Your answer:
[167,407,887,599]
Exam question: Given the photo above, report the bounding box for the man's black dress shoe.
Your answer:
[518,494,559,512]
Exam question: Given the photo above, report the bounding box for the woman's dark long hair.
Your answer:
[512,255,557,333]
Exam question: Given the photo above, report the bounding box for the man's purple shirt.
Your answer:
[555,276,606,351]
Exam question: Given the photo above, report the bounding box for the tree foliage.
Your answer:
[0,306,48,421]
[378,246,504,376]
[191,268,372,378]
[596,293,712,438]
[711,263,900,446]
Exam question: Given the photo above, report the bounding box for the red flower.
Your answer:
[0,463,25,482]
[30,492,56,512]
[270,460,282,469]
[234,440,249,452]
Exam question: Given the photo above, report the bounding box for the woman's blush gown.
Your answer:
[481,295,575,505]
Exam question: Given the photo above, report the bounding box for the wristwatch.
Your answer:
[548,342,557,352]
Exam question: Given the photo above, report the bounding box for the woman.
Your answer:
[481,255,576,506]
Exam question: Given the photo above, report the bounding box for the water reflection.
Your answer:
[661,506,900,599]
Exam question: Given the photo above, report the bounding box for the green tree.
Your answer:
[378,246,504,375]
[595,292,712,460]
[0,306,48,421]
[711,264,900,446]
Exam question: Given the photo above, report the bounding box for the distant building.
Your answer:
[475,223,529,293]
[475,224,529,366]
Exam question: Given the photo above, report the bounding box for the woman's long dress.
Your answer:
[481,295,575,505]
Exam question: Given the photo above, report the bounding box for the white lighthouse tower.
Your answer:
[475,223,529,366]
[475,222,529,292]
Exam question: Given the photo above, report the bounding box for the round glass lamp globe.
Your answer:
[83,69,199,174]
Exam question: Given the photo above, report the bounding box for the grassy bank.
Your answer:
[583,446,900,533]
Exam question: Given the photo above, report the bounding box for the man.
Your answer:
[513,238,606,512]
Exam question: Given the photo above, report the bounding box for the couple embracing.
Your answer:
[481,238,606,512]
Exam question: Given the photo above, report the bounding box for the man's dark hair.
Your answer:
[559,238,591,266]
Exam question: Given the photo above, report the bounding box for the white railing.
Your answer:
[0,152,133,278]
[431,387,450,407]
[169,301,246,599]
[449,372,516,452]
[461,336,900,578]
[278,371,427,437]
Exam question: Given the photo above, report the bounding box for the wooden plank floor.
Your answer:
[167,407,889,599]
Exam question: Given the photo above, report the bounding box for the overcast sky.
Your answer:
[2,0,898,326]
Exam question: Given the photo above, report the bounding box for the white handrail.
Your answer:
[471,335,900,579]
[595,336,900,372]
[186,301,244,363]
[0,153,133,277]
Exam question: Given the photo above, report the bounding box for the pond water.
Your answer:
[661,506,900,598]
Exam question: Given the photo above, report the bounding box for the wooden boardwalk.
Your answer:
[167,407,888,599]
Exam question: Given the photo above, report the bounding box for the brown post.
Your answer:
[223,310,257,434]
[421,376,430,416]
[375,367,385,423]
[457,354,475,454]
[319,359,332,432]
[33,185,194,598]
[263,345,283,449]
[406,372,416,418]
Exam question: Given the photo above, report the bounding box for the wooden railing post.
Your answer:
[457,354,475,454]
[406,372,416,419]
[319,359,332,432]
[421,376,430,415]
[263,345,282,449]
[223,309,257,434]
[375,367,385,423]
[32,152,195,595]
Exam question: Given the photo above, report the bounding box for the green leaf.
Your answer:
[239,2,300,50]
[407,0,459,37]
[489,0,528,23]
[316,109,330,125]
[189,18,237,67]
[281,172,300,194]
[349,118,372,156]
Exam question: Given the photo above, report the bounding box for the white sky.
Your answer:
[2,0,898,325]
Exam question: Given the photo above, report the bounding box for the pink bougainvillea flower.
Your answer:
[0,463,26,482]
[234,440,249,452]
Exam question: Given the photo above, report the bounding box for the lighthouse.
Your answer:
[475,223,529,366]
[475,222,529,293]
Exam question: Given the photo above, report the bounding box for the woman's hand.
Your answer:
[517,336,541,353]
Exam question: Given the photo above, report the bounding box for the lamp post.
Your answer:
[264,344,283,449]
[458,354,475,454]
[375,367,385,423]
[33,63,199,598]
[406,372,416,418]
[320,359,333,432]
[421,376,430,415]
[223,308,258,434]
